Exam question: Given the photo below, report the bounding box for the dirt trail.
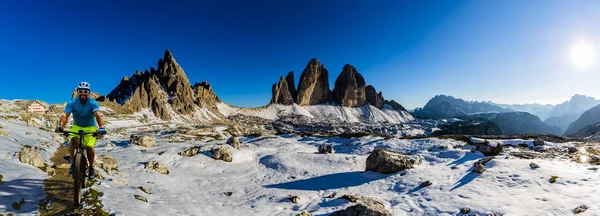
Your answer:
[39,144,109,216]
[39,145,77,215]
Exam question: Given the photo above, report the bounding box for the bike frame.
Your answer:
[60,129,98,206]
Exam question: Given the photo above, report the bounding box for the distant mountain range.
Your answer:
[96,50,413,125]
[411,95,513,119]
[543,95,600,134]
[412,95,600,135]
[489,102,554,121]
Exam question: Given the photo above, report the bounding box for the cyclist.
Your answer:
[56,81,107,179]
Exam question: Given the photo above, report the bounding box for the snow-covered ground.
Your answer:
[0,119,61,215]
[2,115,600,215]
[217,103,414,124]
[89,133,598,215]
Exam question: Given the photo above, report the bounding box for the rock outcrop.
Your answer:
[193,81,221,107]
[384,100,407,111]
[226,136,241,150]
[332,64,367,107]
[98,50,222,121]
[475,141,504,156]
[271,76,294,105]
[330,197,390,216]
[18,146,44,168]
[318,145,334,154]
[285,71,296,101]
[366,148,421,174]
[179,146,202,157]
[130,134,156,147]
[144,161,169,174]
[296,59,331,105]
[366,85,384,109]
[211,146,233,162]
[99,154,118,174]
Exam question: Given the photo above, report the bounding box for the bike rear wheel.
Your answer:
[73,152,83,206]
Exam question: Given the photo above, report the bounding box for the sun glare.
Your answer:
[570,40,595,68]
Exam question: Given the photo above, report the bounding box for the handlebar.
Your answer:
[58,130,100,137]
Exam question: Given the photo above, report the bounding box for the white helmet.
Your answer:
[77,81,90,90]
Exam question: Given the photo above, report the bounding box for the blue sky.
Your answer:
[1,1,600,109]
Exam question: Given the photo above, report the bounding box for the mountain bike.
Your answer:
[58,129,99,206]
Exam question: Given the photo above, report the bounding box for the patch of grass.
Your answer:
[12,198,25,210]
[81,188,110,216]
[0,173,3,185]
[39,163,49,172]
[549,176,559,183]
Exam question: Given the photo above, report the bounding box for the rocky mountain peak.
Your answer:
[98,50,222,121]
[332,64,367,107]
[296,58,330,105]
[366,85,384,109]
[285,71,296,100]
[271,76,294,105]
[193,81,221,106]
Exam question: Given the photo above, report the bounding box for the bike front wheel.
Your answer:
[73,152,83,206]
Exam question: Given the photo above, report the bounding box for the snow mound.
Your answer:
[217,103,414,124]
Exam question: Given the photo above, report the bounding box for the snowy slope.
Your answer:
[88,130,599,216]
[217,103,414,124]
[0,119,62,215]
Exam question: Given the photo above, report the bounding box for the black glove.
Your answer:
[55,126,63,133]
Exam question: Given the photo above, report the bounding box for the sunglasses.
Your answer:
[78,89,90,94]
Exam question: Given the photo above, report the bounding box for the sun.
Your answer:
[570,40,595,68]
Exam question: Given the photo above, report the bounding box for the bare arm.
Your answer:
[59,112,71,127]
[94,111,105,128]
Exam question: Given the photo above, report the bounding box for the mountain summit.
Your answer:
[97,50,223,123]
[270,59,397,110]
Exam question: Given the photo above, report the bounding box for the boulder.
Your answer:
[366,148,421,174]
[99,154,118,172]
[529,162,540,169]
[179,146,202,157]
[473,163,486,174]
[18,146,44,168]
[134,195,148,203]
[475,141,503,156]
[130,134,155,147]
[330,197,390,216]
[211,146,233,162]
[144,161,169,174]
[226,136,241,150]
[296,210,312,216]
[574,204,588,214]
[318,145,334,154]
[533,138,545,146]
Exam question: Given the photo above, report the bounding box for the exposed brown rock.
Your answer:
[211,146,233,162]
[285,71,297,101]
[271,76,294,105]
[384,100,407,111]
[366,85,384,109]
[193,81,221,107]
[366,148,421,174]
[296,58,331,105]
[330,197,390,216]
[156,50,196,115]
[332,64,367,107]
